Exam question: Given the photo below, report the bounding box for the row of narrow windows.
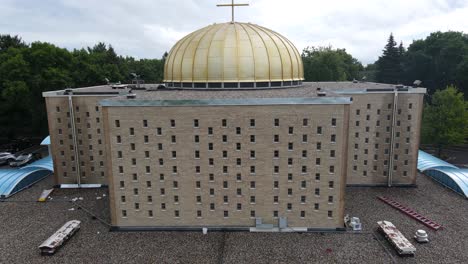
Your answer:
[115,118,338,129]
[120,171,327,182]
[55,105,100,113]
[121,209,334,219]
[119,180,335,190]
[118,163,335,175]
[120,194,334,204]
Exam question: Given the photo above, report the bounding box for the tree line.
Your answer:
[0,35,166,139]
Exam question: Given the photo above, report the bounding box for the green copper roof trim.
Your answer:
[100,97,352,107]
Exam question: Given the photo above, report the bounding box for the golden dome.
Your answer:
[163,22,304,88]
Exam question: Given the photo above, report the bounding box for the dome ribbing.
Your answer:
[163,22,304,89]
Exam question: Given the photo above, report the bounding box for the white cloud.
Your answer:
[0,0,466,64]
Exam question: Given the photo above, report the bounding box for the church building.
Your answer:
[42,3,425,231]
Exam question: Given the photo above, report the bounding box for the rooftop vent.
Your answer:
[126,94,137,99]
[316,87,322,91]
[413,80,422,87]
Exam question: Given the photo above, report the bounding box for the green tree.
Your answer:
[302,46,363,81]
[376,33,404,84]
[0,81,32,138]
[422,86,468,157]
[402,31,468,96]
[0,34,26,53]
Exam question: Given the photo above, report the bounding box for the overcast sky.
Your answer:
[1,0,467,64]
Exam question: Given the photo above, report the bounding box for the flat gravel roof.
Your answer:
[1,173,465,263]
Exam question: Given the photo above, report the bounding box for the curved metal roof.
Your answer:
[22,156,54,171]
[424,168,468,198]
[0,156,53,198]
[41,136,50,145]
[417,150,457,172]
[418,150,468,198]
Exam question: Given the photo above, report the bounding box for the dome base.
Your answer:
[165,80,303,89]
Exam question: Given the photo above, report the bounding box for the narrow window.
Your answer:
[274,135,279,143]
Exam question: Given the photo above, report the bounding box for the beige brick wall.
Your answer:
[344,92,424,185]
[103,104,349,229]
[45,95,114,185]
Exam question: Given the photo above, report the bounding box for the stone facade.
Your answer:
[342,92,424,186]
[102,104,349,229]
[44,93,119,185]
[43,82,425,230]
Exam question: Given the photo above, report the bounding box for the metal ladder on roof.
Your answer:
[377,196,443,231]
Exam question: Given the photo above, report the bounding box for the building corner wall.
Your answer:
[102,105,118,226]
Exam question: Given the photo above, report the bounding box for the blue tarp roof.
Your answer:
[0,136,53,198]
[418,150,468,198]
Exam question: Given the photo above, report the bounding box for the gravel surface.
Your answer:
[0,173,466,264]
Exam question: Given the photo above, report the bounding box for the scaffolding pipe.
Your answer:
[68,93,81,187]
[388,88,398,187]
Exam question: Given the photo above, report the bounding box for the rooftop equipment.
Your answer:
[414,230,429,243]
[39,220,81,255]
[377,220,416,256]
[350,217,362,231]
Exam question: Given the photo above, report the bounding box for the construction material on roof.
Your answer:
[38,189,54,202]
[39,220,81,255]
[418,150,468,198]
[377,196,443,230]
[377,220,416,256]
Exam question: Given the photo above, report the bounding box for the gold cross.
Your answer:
[217,0,249,23]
